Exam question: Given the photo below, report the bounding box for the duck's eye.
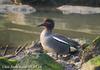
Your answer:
[47,22,51,25]
[44,22,50,25]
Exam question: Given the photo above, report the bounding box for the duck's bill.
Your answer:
[37,24,45,27]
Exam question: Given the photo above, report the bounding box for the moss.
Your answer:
[37,53,64,70]
[15,53,64,70]
[92,36,100,46]
[0,57,9,65]
[0,57,18,70]
[89,55,100,66]
[84,36,100,51]
[8,59,18,66]
[92,36,100,43]
[81,56,100,70]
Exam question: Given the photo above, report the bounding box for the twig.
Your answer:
[3,45,8,56]
[78,50,85,69]
[15,45,22,54]
[4,41,32,59]
[15,42,28,56]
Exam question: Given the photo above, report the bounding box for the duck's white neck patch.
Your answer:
[53,36,69,44]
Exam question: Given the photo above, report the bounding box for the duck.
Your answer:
[38,18,80,58]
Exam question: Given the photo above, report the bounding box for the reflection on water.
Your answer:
[0,6,100,55]
[26,11,100,35]
[7,13,26,25]
[0,6,100,40]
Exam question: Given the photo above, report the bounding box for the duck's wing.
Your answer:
[52,34,80,50]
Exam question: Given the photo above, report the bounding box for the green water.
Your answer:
[0,10,100,55]
[26,11,100,39]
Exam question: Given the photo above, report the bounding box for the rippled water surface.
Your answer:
[0,6,100,55]
[0,6,100,40]
[25,11,100,39]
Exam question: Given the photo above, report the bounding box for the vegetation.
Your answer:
[14,53,64,70]
[0,36,100,70]
[82,36,100,63]
[0,57,18,70]
[89,55,100,66]
[0,3,100,69]
[81,55,100,70]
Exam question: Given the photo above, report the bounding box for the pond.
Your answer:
[26,10,100,40]
[0,6,100,55]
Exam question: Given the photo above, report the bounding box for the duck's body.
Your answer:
[38,18,80,56]
[40,29,70,55]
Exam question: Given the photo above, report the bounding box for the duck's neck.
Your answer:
[41,28,52,36]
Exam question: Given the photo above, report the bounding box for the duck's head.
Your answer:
[38,18,55,30]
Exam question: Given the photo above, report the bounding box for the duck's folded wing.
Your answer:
[53,34,80,49]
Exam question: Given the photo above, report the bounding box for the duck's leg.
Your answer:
[59,54,63,59]
[55,53,59,60]
[55,54,63,60]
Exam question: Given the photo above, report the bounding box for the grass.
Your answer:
[89,55,100,66]
[0,57,18,70]
[15,53,64,70]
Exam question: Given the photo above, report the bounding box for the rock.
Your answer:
[0,5,36,14]
[14,53,64,70]
[0,0,11,4]
[57,5,100,14]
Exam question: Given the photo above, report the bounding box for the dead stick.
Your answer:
[15,45,22,54]
[3,45,8,56]
[15,42,28,56]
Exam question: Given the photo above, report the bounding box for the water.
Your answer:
[0,6,100,40]
[25,11,100,40]
[0,5,100,55]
